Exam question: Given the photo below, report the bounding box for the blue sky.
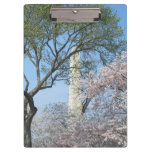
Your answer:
[24,4,127,108]
[108,4,127,37]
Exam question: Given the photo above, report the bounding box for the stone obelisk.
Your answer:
[68,46,82,121]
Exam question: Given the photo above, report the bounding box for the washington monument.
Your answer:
[68,46,82,120]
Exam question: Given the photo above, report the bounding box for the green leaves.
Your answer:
[24,4,126,85]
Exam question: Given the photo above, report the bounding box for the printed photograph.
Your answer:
[24,4,127,147]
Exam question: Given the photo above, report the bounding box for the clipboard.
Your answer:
[24,4,127,147]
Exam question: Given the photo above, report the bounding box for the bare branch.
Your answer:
[57,24,91,54]
[82,98,91,113]
[28,24,95,97]
[24,74,29,92]
[39,86,53,90]
[34,49,40,84]
[46,39,56,57]
[58,36,70,53]
[27,52,36,67]
[53,24,58,54]
[40,74,58,90]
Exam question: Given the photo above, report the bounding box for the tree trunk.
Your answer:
[24,120,32,147]
[24,92,37,147]
[24,108,37,147]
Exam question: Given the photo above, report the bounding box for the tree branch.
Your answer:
[28,25,94,97]
[24,91,36,111]
[34,49,40,84]
[53,24,58,54]
[40,74,57,90]
[27,52,36,67]
[46,39,56,57]
[24,74,29,92]
[82,98,91,113]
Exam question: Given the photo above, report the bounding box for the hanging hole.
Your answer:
[72,10,78,14]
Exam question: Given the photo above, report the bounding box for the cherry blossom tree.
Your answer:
[54,53,127,147]
[31,55,127,147]
[31,102,68,147]
[83,53,127,118]
[32,103,127,147]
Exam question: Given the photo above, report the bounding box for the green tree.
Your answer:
[24,4,126,147]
